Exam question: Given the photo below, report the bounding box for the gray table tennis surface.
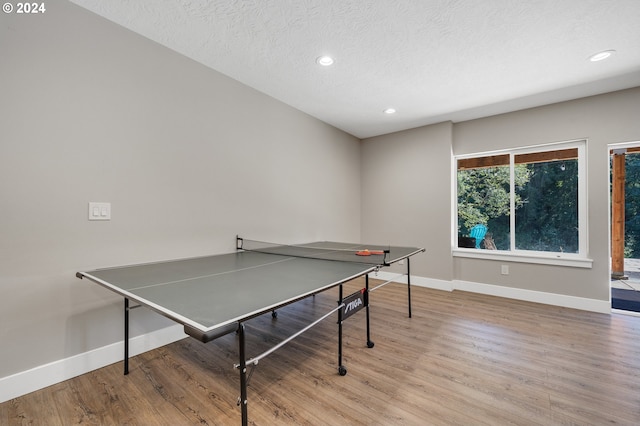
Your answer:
[77,241,423,337]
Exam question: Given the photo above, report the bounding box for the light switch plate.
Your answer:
[88,202,111,220]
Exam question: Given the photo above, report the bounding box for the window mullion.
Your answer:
[578,143,587,256]
[510,153,516,252]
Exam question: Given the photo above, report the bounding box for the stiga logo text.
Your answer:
[345,297,363,314]
[341,289,366,320]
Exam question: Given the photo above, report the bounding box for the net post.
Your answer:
[236,235,243,250]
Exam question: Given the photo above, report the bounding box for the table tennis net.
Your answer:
[237,237,390,265]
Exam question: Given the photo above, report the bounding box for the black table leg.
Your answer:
[407,258,412,318]
[337,284,347,375]
[238,323,248,426]
[124,298,129,375]
[365,275,374,348]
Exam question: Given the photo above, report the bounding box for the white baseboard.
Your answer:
[370,271,453,292]
[0,324,186,403]
[2,274,611,403]
[372,272,610,313]
[453,280,611,313]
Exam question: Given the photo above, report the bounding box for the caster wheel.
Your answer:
[367,340,375,348]
[338,366,347,376]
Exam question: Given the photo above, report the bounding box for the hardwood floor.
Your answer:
[2,279,640,425]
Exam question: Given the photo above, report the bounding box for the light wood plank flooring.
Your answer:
[2,279,640,425]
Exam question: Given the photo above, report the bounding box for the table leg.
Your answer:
[365,275,374,348]
[407,258,412,318]
[337,284,347,375]
[124,298,129,375]
[238,323,248,426]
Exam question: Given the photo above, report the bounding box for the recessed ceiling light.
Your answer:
[383,108,396,114]
[316,56,334,66]
[589,50,616,62]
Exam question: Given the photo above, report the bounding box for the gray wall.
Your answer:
[361,122,454,281]
[3,0,640,396]
[0,1,361,378]
[362,87,640,302]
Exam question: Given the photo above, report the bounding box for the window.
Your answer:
[456,141,587,262]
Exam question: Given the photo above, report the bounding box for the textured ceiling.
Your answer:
[70,0,640,139]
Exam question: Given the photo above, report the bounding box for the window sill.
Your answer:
[452,248,593,268]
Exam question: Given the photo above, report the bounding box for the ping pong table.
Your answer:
[76,237,424,425]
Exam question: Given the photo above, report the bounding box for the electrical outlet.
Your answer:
[501,264,509,275]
